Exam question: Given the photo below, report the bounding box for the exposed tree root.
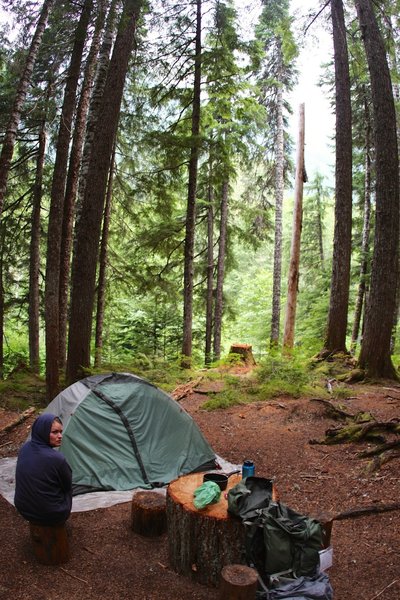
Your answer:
[333,502,400,521]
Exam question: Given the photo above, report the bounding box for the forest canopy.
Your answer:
[0,0,399,400]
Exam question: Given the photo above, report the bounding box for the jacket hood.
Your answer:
[31,413,58,446]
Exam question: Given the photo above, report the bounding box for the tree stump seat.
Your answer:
[166,472,278,587]
[29,521,70,565]
[131,491,167,537]
[220,564,258,600]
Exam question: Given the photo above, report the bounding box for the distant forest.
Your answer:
[0,0,399,400]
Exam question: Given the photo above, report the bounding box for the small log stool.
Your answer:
[131,491,167,537]
[220,564,258,600]
[29,521,69,565]
[167,473,278,587]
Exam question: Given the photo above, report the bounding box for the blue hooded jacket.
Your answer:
[14,413,72,524]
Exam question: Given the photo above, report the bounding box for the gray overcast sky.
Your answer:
[289,1,335,184]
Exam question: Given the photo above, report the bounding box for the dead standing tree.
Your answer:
[283,103,306,351]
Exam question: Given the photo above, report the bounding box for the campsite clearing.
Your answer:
[0,379,399,600]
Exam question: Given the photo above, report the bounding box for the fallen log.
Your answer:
[332,502,400,521]
[0,407,36,435]
[171,377,203,402]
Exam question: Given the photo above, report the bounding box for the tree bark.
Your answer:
[324,0,352,354]
[45,0,93,400]
[205,161,214,366]
[270,41,284,348]
[75,0,118,226]
[94,142,115,368]
[213,178,229,361]
[0,0,54,218]
[283,103,305,350]
[181,0,202,369]
[67,0,143,384]
[351,92,372,353]
[29,126,47,373]
[356,0,400,379]
[59,0,107,370]
[166,473,247,587]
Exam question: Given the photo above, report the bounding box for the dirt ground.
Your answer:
[0,379,399,600]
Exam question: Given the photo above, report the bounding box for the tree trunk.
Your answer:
[270,42,284,348]
[181,0,202,369]
[283,103,305,350]
[59,0,107,370]
[213,178,229,361]
[0,236,4,379]
[205,162,214,367]
[324,0,352,354]
[45,0,93,400]
[356,0,400,379]
[75,0,118,226]
[94,142,115,368]
[0,0,54,218]
[350,93,372,353]
[66,0,143,384]
[29,126,46,373]
[166,473,247,587]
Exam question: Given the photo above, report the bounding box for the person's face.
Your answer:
[49,420,63,447]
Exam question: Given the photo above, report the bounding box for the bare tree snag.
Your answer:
[229,344,256,366]
[283,103,305,351]
[219,564,258,600]
[131,491,167,537]
[29,522,69,565]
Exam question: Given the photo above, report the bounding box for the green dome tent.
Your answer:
[44,372,217,495]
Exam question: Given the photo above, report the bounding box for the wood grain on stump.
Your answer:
[167,473,245,586]
[220,564,258,600]
[229,344,256,366]
[166,473,277,587]
[29,522,69,565]
[131,491,167,537]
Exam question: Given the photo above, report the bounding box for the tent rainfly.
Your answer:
[43,372,217,495]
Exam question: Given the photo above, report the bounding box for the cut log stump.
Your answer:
[220,564,258,600]
[29,522,69,565]
[131,491,167,537]
[166,473,278,587]
[229,344,256,366]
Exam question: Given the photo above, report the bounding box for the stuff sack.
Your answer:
[256,573,333,600]
[261,502,323,579]
[227,476,273,520]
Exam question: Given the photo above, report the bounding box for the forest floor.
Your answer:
[0,373,399,600]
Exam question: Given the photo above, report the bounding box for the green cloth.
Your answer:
[193,481,221,509]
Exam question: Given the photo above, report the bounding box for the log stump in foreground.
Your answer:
[29,522,69,565]
[131,491,167,536]
[220,564,258,600]
[166,473,278,587]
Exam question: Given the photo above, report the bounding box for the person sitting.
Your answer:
[14,413,72,525]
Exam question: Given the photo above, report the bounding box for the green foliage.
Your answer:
[0,369,45,411]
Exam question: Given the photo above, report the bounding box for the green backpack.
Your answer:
[228,479,323,583]
[260,501,323,579]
